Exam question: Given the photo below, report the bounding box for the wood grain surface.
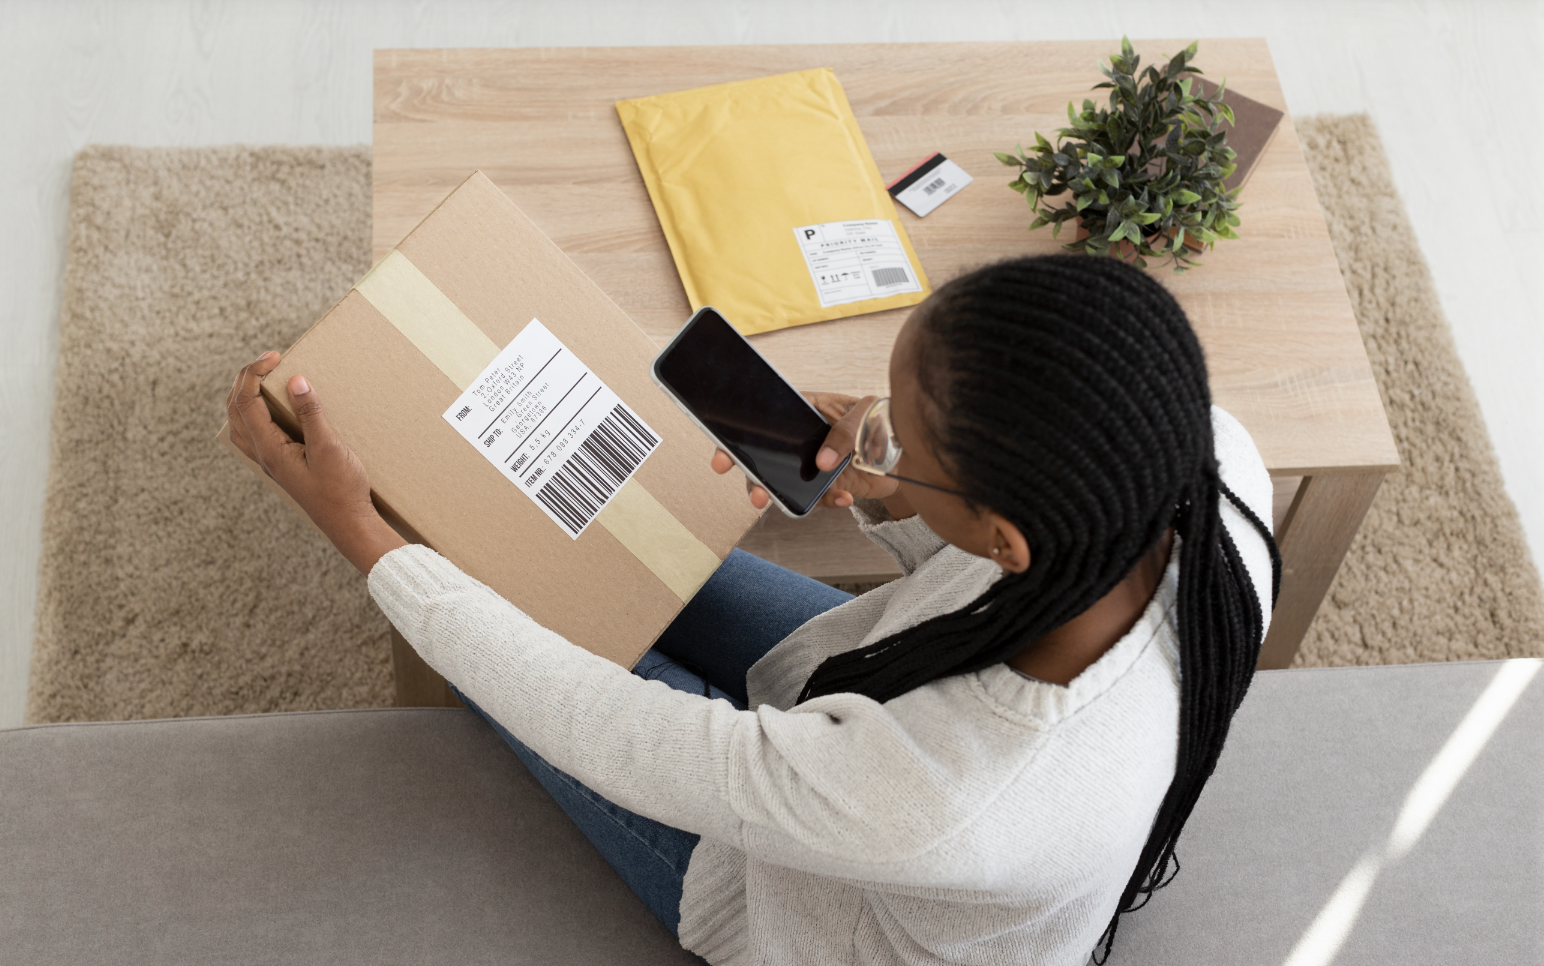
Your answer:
[373,40,1401,478]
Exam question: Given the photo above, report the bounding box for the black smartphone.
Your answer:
[652,307,851,517]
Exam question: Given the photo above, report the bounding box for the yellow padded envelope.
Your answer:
[617,68,930,336]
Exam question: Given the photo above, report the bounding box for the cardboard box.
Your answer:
[221,172,762,668]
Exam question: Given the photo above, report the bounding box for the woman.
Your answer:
[227,254,1279,965]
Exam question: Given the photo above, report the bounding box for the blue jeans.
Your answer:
[453,549,852,937]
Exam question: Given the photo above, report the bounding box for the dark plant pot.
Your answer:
[1072,221,1206,256]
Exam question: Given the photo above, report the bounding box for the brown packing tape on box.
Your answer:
[220,172,762,669]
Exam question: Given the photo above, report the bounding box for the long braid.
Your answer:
[797,255,1281,961]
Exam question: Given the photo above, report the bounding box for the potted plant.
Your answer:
[996,38,1240,271]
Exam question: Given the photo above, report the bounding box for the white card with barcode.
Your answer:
[442,319,660,538]
[890,156,973,218]
[792,220,924,308]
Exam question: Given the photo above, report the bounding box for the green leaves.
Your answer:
[995,38,1241,270]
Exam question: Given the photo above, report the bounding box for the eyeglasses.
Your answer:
[850,397,969,499]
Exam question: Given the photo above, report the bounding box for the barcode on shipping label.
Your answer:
[442,319,659,538]
[533,405,657,534]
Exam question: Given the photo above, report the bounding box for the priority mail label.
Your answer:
[442,319,659,538]
[792,219,924,308]
[887,153,972,218]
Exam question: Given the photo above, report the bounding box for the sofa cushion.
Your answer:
[0,706,702,965]
[1,661,1538,964]
[1117,660,1542,964]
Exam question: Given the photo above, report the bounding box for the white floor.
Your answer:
[2,0,1541,728]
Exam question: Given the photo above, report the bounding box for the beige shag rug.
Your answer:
[27,146,391,723]
[1292,116,1544,666]
[26,118,1544,722]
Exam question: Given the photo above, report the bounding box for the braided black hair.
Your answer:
[797,254,1281,962]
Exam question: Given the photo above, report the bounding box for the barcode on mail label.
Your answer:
[535,405,658,535]
[871,266,910,287]
[922,177,947,195]
[441,319,660,539]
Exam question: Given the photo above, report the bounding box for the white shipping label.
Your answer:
[793,220,924,308]
[442,319,660,539]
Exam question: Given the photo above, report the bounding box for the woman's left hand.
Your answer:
[226,351,405,574]
[708,391,906,513]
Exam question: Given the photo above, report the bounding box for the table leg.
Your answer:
[391,626,464,708]
[1257,472,1387,670]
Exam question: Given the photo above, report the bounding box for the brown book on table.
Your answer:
[1193,77,1285,195]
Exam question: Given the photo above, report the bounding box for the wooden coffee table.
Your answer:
[372,40,1398,672]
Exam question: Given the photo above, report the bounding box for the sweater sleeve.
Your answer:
[370,544,744,841]
[849,498,950,575]
[368,545,983,871]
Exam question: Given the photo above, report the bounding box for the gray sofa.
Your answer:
[3,661,1539,965]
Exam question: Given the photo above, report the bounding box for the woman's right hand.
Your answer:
[709,392,902,511]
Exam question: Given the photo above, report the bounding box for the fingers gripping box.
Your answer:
[220,171,763,668]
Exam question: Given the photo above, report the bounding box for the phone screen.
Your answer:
[653,308,848,516]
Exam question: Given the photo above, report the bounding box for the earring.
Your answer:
[991,547,1001,556]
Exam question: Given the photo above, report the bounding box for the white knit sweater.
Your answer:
[369,407,1274,966]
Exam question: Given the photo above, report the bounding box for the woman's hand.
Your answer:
[226,351,405,574]
[709,392,907,513]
